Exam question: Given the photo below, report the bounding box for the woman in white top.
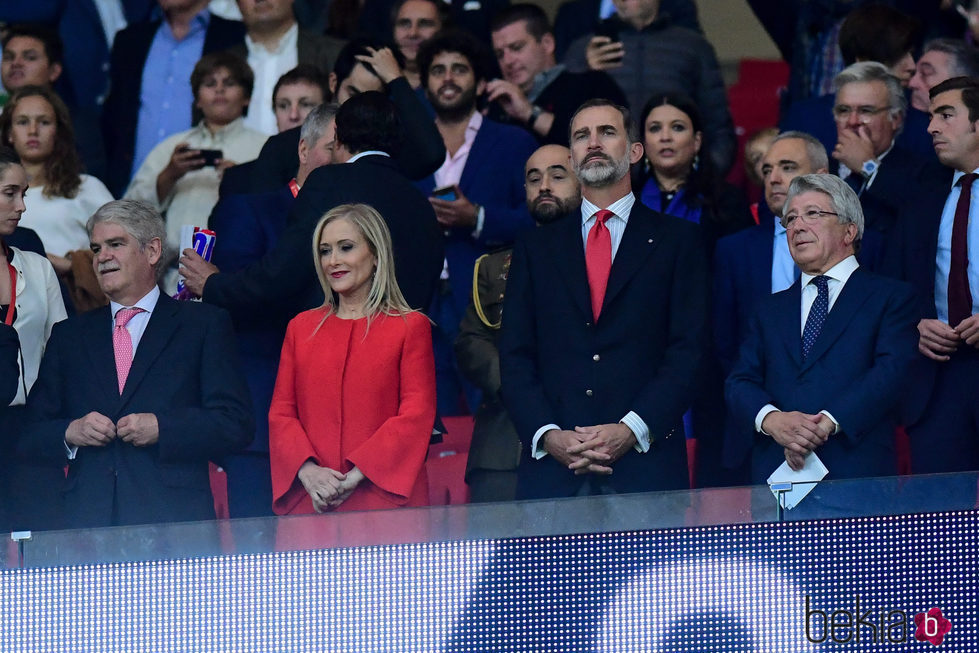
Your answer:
[125,52,267,268]
[0,146,67,532]
[0,86,114,272]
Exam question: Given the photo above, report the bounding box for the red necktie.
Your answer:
[113,307,144,394]
[949,173,977,327]
[586,209,613,320]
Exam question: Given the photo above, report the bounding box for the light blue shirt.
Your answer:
[935,169,979,323]
[771,217,797,294]
[131,9,210,180]
[531,192,651,460]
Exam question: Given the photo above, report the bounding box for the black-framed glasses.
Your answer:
[832,105,890,122]
[782,210,839,228]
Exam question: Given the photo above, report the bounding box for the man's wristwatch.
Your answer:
[860,158,879,178]
[527,104,544,129]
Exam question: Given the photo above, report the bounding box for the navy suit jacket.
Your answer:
[725,266,918,482]
[713,205,886,377]
[208,186,295,453]
[882,172,958,426]
[500,201,710,498]
[21,295,253,528]
[102,13,246,196]
[415,118,537,314]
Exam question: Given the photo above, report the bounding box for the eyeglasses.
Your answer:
[782,209,839,228]
[832,105,890,122]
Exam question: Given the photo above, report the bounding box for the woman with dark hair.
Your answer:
[269,203,435,515]
[125,51,267,285]
[0,85,114,276]
[0,145,67,531]
[636,92,753,251]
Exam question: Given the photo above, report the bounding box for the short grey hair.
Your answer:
[783,174,864,244]
[834,61,907,122]
[86,199,167,278]
[922,38,979,78]
[772,130,829,171]
[300,103,340,146]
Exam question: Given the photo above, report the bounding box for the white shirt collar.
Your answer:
[110,285,161,318]
[347,150,391,163]
[800,254,859,287]
[245,22,298,56]
[580,192,636,225]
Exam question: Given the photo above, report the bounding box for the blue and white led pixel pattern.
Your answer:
[1,510,976,651]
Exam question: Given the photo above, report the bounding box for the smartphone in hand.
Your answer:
[432,185,458,201]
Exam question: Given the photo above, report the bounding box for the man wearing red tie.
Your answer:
[499,99,710,499]
[21,200,252,529]
[889,77,979,474]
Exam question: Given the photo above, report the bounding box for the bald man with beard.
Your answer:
[456,144,580,502]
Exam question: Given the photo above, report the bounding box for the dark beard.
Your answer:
[430,84,478,123]
[530,193,581,224]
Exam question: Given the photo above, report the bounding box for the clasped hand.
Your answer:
[761,411,834,471]
[298,462,365,513]
[544,423,636,475]
[66,412,159,447]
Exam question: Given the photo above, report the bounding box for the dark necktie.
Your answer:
[948,173,977,326]
[802,275,829,359]
[585,209,613,320]
[844,172,864,196]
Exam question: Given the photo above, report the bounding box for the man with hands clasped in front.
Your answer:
[726,174,918,481]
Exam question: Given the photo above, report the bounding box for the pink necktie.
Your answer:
[586,209,613,320]
[113,307,144,394]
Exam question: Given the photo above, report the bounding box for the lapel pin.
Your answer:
[647,239,653,244]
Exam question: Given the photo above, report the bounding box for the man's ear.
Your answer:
[629,141,644,165]
[146,237,163,266]
[297,138,309,165]
[541,33,556,57]
[328,72,338,96]
[48,62,63,84]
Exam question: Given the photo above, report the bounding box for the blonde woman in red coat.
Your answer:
[269,203,436,514]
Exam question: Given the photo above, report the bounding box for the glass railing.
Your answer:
[10,471,978,569]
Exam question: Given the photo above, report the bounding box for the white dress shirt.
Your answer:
[531,192,651,459]
[755,255,859,434]
[242,23,300,135]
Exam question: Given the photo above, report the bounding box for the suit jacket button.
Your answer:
[592,354,600,361]
[585,389,593,397]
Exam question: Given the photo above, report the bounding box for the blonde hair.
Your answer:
[312,203,414,331]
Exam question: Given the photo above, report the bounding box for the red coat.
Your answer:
[269,309,435,514]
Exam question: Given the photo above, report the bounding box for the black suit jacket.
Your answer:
[218,77,446,197]
[499,201,710,498]
[21,294,253,528]
[831,145,941,237]
[102,14,246,196]
[204,155,444,318]
[0,324,18,409]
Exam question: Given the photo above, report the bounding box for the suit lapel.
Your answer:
[602,204,662,311]
[119,295,181,408]
[775,280,804,369]
[749,220,776,299]
[800,267,873,372]
[458,122,493,190]
[85,307,120,402]
[548,217,592,320]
